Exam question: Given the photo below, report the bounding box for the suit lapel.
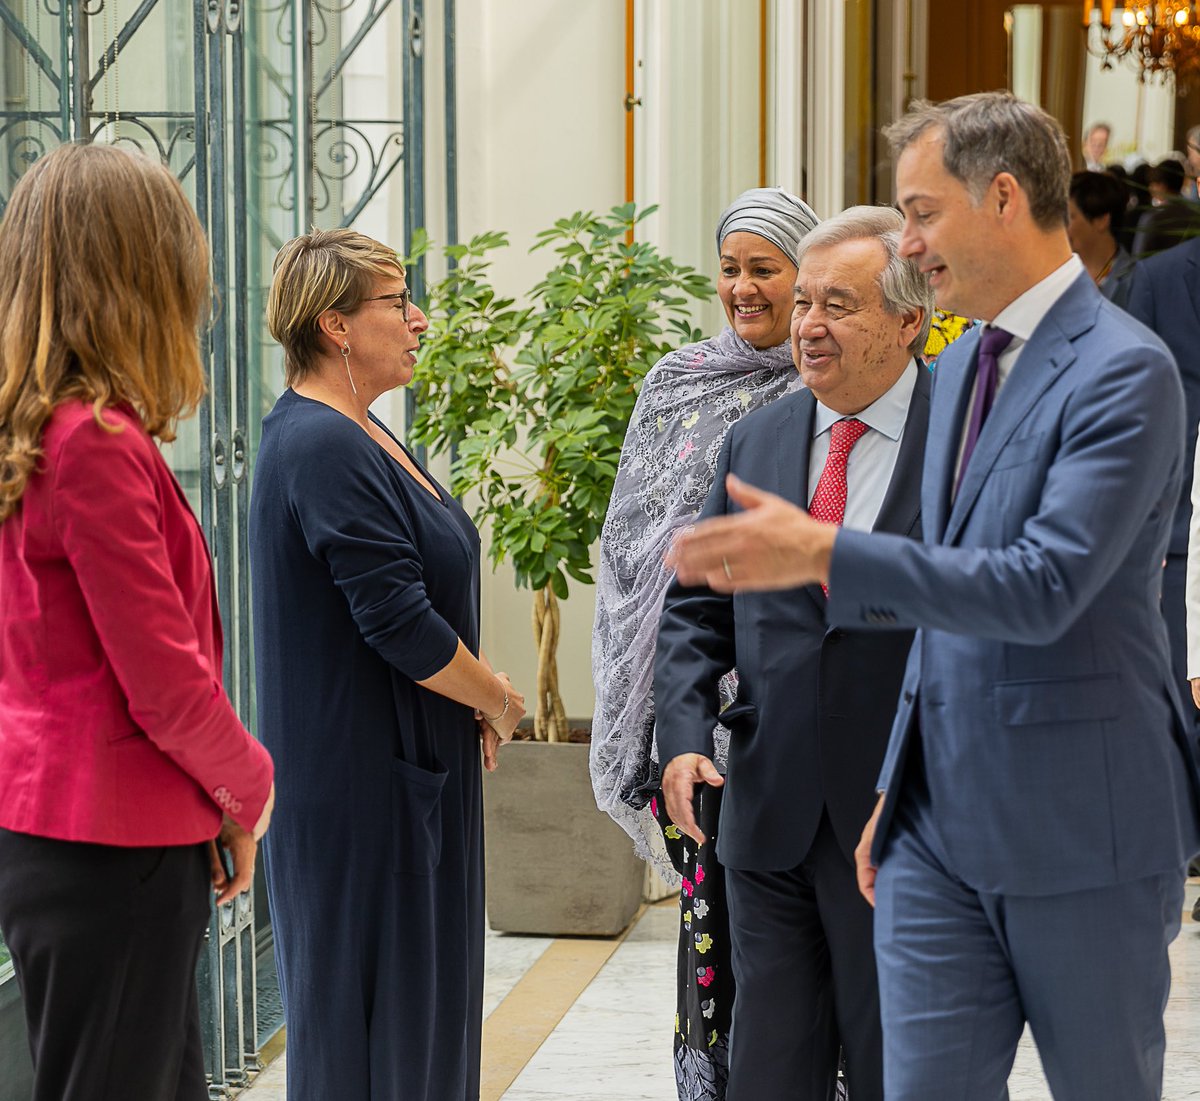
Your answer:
[774,391,826,611]
[774,392,814,510]
[872,366,931,537]
[925,335,977,542]
[944,275,1096,546]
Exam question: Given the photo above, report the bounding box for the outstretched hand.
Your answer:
[667,474,838,592]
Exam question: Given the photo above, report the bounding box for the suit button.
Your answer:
[903,691,914,703]
[827,628,842,642]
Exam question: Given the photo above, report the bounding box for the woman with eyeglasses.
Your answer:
[250,227,525,1100]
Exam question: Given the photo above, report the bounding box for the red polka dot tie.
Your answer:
[808,417,869,594]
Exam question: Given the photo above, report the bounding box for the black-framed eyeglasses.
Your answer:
[365,289,413,322]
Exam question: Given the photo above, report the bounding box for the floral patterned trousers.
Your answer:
[652,784,732,1101]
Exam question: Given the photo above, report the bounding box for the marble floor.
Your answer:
[240,884,1200,1101]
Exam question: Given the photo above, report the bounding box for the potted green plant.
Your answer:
[409,204,712,934]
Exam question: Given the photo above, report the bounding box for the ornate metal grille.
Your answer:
[0,0,433,1094]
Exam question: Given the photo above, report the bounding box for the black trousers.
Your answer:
[725,811,883,1101]
[1162,553,1199,721]
[0,828,211,1101]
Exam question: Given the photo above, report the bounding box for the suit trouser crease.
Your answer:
[725,811,883,1101]
[874,793,1183,1101]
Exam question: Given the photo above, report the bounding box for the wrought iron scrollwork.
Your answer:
[312,119,404,223]
[79,115,198,179]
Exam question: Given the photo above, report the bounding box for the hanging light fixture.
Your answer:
[1082,1,1200,93]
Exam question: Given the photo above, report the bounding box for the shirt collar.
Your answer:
[813,358,918,443]
[990,254,1083,344]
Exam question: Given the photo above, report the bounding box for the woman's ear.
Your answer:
[315,307,349,353]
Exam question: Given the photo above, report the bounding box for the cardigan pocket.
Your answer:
[391,755,448,876]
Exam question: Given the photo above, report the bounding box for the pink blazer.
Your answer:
[0,401,273,846]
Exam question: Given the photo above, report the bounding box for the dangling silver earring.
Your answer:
[341,342,357,396]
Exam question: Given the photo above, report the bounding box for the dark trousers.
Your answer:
[0,828,211,1101]
[725,811,883,1101]
[1163,553,1198,720]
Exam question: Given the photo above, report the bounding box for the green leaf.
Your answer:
[550,570,569,600]
[410,207,713,697]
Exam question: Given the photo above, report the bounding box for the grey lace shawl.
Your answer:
[590,326,803,865]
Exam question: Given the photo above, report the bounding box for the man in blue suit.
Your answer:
[669,91,1200,1101]
[656,206,932,1101]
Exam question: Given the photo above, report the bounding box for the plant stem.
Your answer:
[531,584,568,742]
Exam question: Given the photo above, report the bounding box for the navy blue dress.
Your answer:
[250,389,484,1100]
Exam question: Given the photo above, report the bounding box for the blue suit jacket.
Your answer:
[1126,236,1200,556]
[829,273,1200,896]
[655,372,929,871]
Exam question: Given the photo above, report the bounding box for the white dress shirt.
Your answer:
[808,359,919,533]
[953,255,1084,486]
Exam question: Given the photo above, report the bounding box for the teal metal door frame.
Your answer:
[0,0,451,1093]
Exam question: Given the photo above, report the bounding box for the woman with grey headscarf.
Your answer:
[591,187,819,1101]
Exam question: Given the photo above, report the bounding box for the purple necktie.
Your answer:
[956,325,1014,494]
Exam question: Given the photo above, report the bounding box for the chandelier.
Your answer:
[1082,1,1200,92]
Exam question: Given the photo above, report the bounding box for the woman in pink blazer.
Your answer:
[0,144,274,1101]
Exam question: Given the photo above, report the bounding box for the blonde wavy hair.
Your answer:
[267,227,403,386]
[0,143,210,523]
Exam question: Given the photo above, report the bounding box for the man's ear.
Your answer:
[993,171,1021,222]
[898,306,924,352]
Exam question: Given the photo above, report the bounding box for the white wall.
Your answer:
[453,0,625,718]
[447,0,830,719]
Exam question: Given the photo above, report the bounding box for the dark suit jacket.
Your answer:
[1131,197,1200,261]
[1127,236,1200,555]
[654,367,930,872]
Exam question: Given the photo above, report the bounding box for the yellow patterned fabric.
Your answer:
[923,309,973,362]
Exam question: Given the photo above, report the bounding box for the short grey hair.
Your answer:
[884,91,1070,231]
[795,205,934,356]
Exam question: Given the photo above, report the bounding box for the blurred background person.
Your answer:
[1132,158,1200,259]
[1185,125,1200,200]
[1119,161,1154,254]
[0,143,274,1101]
[1082,121,1112,171]
[1128,232,1200,791]
[1068,171,1135,307]
[591,186,819,1100]
[252,228,525,1101]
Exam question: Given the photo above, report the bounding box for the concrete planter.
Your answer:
[483,740,646,936]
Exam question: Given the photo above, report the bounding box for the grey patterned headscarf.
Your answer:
[716,187,820,265]
[590,188,820,872]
